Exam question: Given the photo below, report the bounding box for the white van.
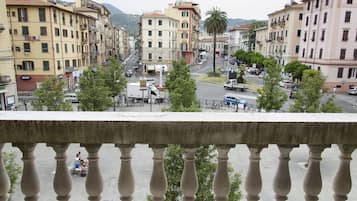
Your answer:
[348,86,357,95]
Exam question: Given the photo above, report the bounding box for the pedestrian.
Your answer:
[333,87,336,94]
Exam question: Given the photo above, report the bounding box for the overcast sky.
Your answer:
[95,0,294,20]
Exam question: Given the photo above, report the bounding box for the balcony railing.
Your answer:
[0,112,356,201]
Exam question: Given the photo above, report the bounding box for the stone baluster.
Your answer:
[273,145,295,201]
[117,144,135,201]
[48,143,71,201]
[213,145,232,201]
[149,145,167,201]
[333,145,356,201]
[0,144,10,201]
[245,145,266,201]
[83,144,103,201]
[180,147,198,201]
[14,143,40,201]
[303,145,328,201]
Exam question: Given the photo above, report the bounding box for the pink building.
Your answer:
[298,0,357,92]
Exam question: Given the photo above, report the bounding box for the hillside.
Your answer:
[200,18,257,32]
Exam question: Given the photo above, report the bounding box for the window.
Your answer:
[53,9,57,23]
[325,0,329,6]
[72,59,77,67]
[297,29,301,37]
[317,66,321,71]
[40,26,47,36]
[72,44,75,53]
[76,31,79,39]
[182,11,189,17]
[337,68,344,78]
[39,8,46,22]
[148,30,152,36]
[148,19,152,25]
[302,48,305,57]
[342,30,349,41]
[347,0,353,4]
[182,32,188,39]
[24,43,30,52]
[158,31,162,36]
[348,68,356,78]
[71,31,74,38]
[22,26,29,36]
[316,0,320,8]
[148,41,152,48]
[18,8,28,22]
[312,31,316,41]
[345,11,351,23]
[62,13,65,25]
[354,49,357,60]
[148,53,152,60]
[65,60,70,68]
[64,44,68,53]
[299,13,303,20]
[295,45,300,54]
[63,29,68,37]
[314,15,318,25]
[158,20,162,26]
[56,43,59,53]
[303,31,307,42]
[319,48,323,59]
[310,48,314,58]
[158,56,162,61]
[305,16,309,26]
[181,22,189,28]
[70,15,73,26]
[43,61,49,71]
[21,61,35,71]
[158,41,162,48]
[41,43,48,53]
[321,30,325,41]
[57,60,61,70]
[307,2,311,10]
[323,12,328,23]
[181,43,188,51]
[340,49,346,60]
[55,28,60,36]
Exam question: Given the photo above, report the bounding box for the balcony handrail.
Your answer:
[1,112,357,145]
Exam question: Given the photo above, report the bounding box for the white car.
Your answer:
[348,86,357,95]
[64,93,79,103]
[279,80,293,88]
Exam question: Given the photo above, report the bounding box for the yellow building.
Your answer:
[0,0,17,110]
[165,1,201,65]
[6,0,90,91]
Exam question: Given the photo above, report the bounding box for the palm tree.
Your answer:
[204,7,228,74]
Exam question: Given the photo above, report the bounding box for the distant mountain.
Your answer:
[103,3,140,36]
[200,18,257,32]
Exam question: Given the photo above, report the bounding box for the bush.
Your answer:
[3,151,22,201]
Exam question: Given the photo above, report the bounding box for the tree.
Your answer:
[32,77,72,111]
[103,58,127,110]
[166,60,200,112]
[77,66,113,111]
[204,7,228,73]
[257,58,287,111]
[2,151,22,201]
[290,69,341,112]
[284,61,309,81]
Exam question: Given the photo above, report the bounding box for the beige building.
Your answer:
[228,24,250,56]
[267,2,304,67]
[165,1,201,65]
[6,0,90,92]
[298,0,357,92]
[254,26,268,57]
[140,12,179,73]
[0,0,17,110]
[199,33,229,56]
[118,27,129,60]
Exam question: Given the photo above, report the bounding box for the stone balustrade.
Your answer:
[0,112,357,201]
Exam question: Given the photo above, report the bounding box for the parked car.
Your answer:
[229,58,238,65]
[348,86,357,95]
[223,93,248,107]
[279,80,294,88]
[125,70,133,77]
[64,93,79,103]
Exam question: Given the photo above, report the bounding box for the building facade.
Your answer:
[0,0,17,110]
[199,33,229,56]
[228,24,250,56]
[254,26,268,57]
[141,12,179,73]
[267,3,304,67]
[298,0,357,92]
[6,0,90,92]
[165,1,201,65]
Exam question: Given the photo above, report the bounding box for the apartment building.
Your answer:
[75,0,112,65]
[0,0,17,110]
[165,1,201,65]
[254,26,268,57]
[299,0,357,92]
[141,12,179,73]
[118,27,130,60]
[199,33,229,56]
[267,2,304,67]
[6,0,90,92]
[228,24,250,56]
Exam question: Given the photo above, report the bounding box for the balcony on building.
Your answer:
[0,112,356,201]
